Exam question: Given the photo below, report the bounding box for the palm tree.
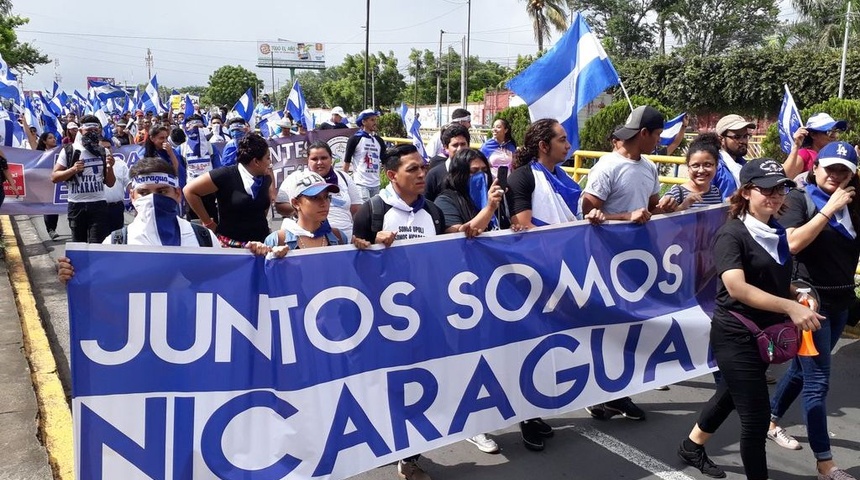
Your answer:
[523,0,570,52]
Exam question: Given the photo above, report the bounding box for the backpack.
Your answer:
[110,223,214,247]
[368,195,444,236]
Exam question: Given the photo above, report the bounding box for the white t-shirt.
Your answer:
[350,135,384,188]
[102,216,220,246]
[56,144,108,203]
[180,141,216,182]
[103,158,130,203]
[383,207,438,241]
[277,169,362,239]
[583,151,660,215]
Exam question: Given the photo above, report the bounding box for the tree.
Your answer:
[312,51,405,112]
[665,0,781,55]
[782,0,858,48]
[0,1,49,74]
[205,65,263,107]
[179,85,208,97]
[522,0,569,52]
[568,0,665,58]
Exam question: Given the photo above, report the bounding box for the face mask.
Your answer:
[132,193,182,246]
[230,129,245,140]
[469,171,489,210]
[185,126,200,141]
[81,131,102,155]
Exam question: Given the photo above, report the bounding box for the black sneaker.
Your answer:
[604,397,646,420]
[520,420,545,451]
[585,404,610,419]
[678,441,726,478]
[530,417,554,437]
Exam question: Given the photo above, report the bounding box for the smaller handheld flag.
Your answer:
[778,84,802,154]
[184,94,195,119]
[0,52,21,104]
[660,113,686,146]
[286,80,312,129]
[231,88,255,127]
[398,103,428,159]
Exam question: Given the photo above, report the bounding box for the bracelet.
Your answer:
[817,211,832,221]
[203,219,216,227]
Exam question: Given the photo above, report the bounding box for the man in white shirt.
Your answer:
[342,109,386,202]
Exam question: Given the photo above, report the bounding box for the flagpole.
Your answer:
[839,0,851,99]
[617,78,634,112]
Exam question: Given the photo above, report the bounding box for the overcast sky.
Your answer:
[17,0,560,96]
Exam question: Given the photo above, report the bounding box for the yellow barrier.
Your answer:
[569,150,687,185]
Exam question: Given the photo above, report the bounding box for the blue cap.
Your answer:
[817,141,858,173]
[356,109,379,127]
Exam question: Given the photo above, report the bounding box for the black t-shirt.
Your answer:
[209,165,271,243]
[428,155,447,171]
[435,190,477,227]
[506,164,536,216]
[424,164,448,201]
[319,121,348,130]
[780,189,860,309]
[713,218,793,329]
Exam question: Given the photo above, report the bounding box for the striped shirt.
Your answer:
[666,184,723,209]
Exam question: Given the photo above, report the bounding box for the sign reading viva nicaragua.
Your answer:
[67,206,723,480]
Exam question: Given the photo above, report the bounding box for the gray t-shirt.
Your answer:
[56,145,107,203]
[583,151,660,215]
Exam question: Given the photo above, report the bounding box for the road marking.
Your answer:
[1,216,74,480]
[567,424,697,480]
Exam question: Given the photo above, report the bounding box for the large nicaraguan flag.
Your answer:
[398,102,428,159]
[507,12,620,151]
[140,74,166,115]
[778,84,802,154]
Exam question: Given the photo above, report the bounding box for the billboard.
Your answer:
[257,40,325,69]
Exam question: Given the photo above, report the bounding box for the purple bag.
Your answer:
[729,311,799,364]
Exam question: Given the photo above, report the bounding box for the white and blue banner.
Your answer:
[67,206,723,480]
[507,12,620,150]
[778,84,802,154]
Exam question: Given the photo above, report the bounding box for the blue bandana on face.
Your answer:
[468,171,498,229]
[152,193,181,246]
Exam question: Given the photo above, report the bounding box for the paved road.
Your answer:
[11,213,860,480]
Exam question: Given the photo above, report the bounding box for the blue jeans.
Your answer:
[770,306,849,461]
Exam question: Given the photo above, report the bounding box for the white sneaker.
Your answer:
[466,433,500,453]
[767,426,801,450]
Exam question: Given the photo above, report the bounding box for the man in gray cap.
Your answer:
[582,105,677,224]
[714,114,756,200]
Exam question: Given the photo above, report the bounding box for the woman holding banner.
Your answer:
[767,141,859,480]
[36,132,61,239]
[678,159,823,480]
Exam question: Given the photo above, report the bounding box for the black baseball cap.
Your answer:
[613,106,664,140]
[739,158,797,189]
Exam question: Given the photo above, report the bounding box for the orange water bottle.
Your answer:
[797,288,820,357]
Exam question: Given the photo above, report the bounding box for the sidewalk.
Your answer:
[0,255,52,480]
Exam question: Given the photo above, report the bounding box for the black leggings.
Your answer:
[696,319,770,480]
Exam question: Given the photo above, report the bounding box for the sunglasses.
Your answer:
[752,185,790,197]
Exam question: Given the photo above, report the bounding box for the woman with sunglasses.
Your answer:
[678,159,823,480]
[784,113,848,179]
[767,141,859,480]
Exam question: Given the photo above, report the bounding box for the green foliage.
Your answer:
[615,46,860,118]
[205,65,264,107]
[521,0,568,52]
[579,95,676,155]
[179,85,208,98]
[494,105,530,147]
[761,97,860,161]
[302,51,406,112]
[402,48,507,107]
[0,8,48,74]
[377,112,406,138]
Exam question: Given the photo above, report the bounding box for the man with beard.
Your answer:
[51,115,117,243]
[179,114,221,222]
[713,114,756,200]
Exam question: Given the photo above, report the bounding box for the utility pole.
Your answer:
[413,55,421,115]
[270,51,276,107]
[53,58,61,84]
[436,30,444,128]
[446,46,451,122]
[371,68,376,110]
[460,37,466,109]
[145,48,153,79]
[839,1,852,98]
[364,0,370,109]
[464,0,471,108]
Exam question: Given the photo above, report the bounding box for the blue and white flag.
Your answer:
[184,94,195,119]
[140,75,166,115]
[72,90,90,115]
[258,110,284,138]
[47,90,69,117]
[231,88,255,126]
[40,102,64,142]
[507,13,620,151]
[24,96,42,136]
[286,80,311,129]
[778,84,802,154]
[398,102,428,159]
[0,53,20,104]
[89,81,127,102]
[0,106,25,147]
[660,113,686,146]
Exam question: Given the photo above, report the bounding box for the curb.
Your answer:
[1,216,74,480]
